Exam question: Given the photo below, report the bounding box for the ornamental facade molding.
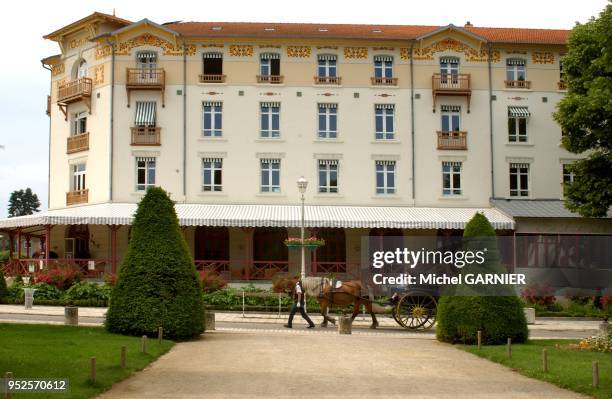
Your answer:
[343,47,368,59]
[411,38,500,63]
[532,51,555,64]
[286,46,311,58]
[51,63,65,76]
[229,45,254,57]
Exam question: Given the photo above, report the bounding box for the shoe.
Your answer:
[284,324,292,328]
[307,325,315,329]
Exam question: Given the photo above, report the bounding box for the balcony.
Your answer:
[505,80,531,89]
[131,127,161,146]
[371,77,398,86]
[432,73,471,112]
[66,189,88,206]
[437,131,467,150]
[314,76,341,85]
[57,78,92,120]
[557,81,567,90]
[126,68,165,107]
[67,133,89,154]
[257,75,284,84]
[199,74,226,83]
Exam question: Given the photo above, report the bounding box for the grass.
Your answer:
[0,323,174,398]
[460,339,611,399]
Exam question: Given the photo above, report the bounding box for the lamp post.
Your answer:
[297,176,308,280]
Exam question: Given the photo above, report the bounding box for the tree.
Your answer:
[106,187,204,340]
[553,4,612,217]
[436,213,528,345]
[8,188,41,217]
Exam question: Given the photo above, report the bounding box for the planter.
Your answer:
[338,315,352,335]
[285,243,324,250]
[65,306,79,326]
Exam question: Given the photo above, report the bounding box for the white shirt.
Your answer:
[295,282,303,294]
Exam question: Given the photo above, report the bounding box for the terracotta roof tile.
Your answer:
[164,21,569,45]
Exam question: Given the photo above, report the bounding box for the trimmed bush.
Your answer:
[0,271,8,302]
[436,212,528,345]
[65,282,111,303]
[106,187,204,340]
[32,283,63,300]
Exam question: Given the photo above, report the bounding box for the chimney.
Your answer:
[464,21,473,28]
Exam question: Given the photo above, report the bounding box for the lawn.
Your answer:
[460,340,611,399]
[0,323,174,398]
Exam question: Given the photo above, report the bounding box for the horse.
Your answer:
[273,276,379,329]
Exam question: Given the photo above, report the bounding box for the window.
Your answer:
[71,163,86,191]
[375,104,395,140]
[374,56,393,78]
[506,59,526,81]
[260,102,280,138]
[72,112,87,136]
[508,107,530,143]
[318,103,337,139]
[318,55,337,77]
[203,52,223,75]
[136,51,157,79]
[76,59,87,78]
[203,102,222,137]
[318,160,338,193]
[203,158,223,192]
[375,160,396,194]
[559,59,565,82]
[441,105,460,131]
[136,157,156,191]
[260,53,280,76]
[562,164,575,196]
[260,159,280,193]
[439,57,459,84]
[509,163,529,197]
[442,161,462,196]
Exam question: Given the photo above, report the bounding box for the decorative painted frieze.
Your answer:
[286,46,311,58]
[118,34,196,56]
[411,38,500,62]
[532,51,555,64]
[94,65,104,85]
[400,48,410,60]
[229,45,254,57]
[95,45,112,60]
[343,47,368,59]
[205,91,223,95]
[260,92,281,96]
[51,63,65,76]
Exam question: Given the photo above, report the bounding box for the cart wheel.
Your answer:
[395,294,437,330]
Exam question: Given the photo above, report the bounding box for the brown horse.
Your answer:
[273,276,379,329]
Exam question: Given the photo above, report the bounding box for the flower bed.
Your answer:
[2,277,111,307]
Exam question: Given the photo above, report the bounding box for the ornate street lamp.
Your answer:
[297,176,308,280]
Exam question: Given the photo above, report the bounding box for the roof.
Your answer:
[44,12,131,41]
[0,203,514,230]
[490,199,612,219]
[163,21,569,44]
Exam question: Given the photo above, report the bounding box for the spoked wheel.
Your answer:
[395,294,437,330]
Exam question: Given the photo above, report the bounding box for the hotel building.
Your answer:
[1,12,610,280]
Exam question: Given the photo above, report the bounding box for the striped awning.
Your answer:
[261,102,280,108]
[136,157,156,163]
[440,56,459,64]
[318,54,337,61]
[375,160,396,165]
[441,105,461,112]
[508,106,530,117]
[203,157,223,163]
[510,163,530,169]
[507,58,525,66]
[136,51,157,60]
[318,103,337,109]
[442,161,462,167]
[135,102,156,126]
[260,158,280,164]
[375,104,395,110]
[319,159,339,165]
[374,55,393,62]
[203,52,223,59]
[260,52,280,60]
[0,203,515,230]
[203,101,222,107]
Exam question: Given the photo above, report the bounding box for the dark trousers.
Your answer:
[287,303,314,327]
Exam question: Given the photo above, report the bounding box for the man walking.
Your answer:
[284,279,315,329]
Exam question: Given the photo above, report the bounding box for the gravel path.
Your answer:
[97,330,586,399]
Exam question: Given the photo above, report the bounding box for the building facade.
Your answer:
[1,12,610,280]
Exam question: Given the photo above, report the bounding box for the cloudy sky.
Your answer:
[0,0,607,217]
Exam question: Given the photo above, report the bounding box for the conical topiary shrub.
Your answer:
[106,187,204,340]
[436,212,528,345]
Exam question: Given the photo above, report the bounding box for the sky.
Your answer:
[0,0,607,217]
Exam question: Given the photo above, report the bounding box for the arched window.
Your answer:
[73,59,87,79]
[195,226,229,260]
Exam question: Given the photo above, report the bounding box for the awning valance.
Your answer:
[203,52,223,59]
[135,101,156,126]
[441,105,461,112]
[0,203,515,230]
[260,52,280,60]
[136,51,157,60]
[507,58,525,66]
[440,56,459,64]
[318,54,337,61]
[261,102,280,108]
[374,55,393,62]
[508,106,530,118]
[375,104,395,110]
[318,103,337,109]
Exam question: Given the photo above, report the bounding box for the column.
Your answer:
[241,228,254,280]
[109,225,119,275]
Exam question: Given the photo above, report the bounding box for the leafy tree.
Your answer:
[436,213,528,345]
[8,188,41,217]
[106,187,204,340]
[553,4,612,217]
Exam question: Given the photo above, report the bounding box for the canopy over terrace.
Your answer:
[0,202,515,230]
[0,203,514,277]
